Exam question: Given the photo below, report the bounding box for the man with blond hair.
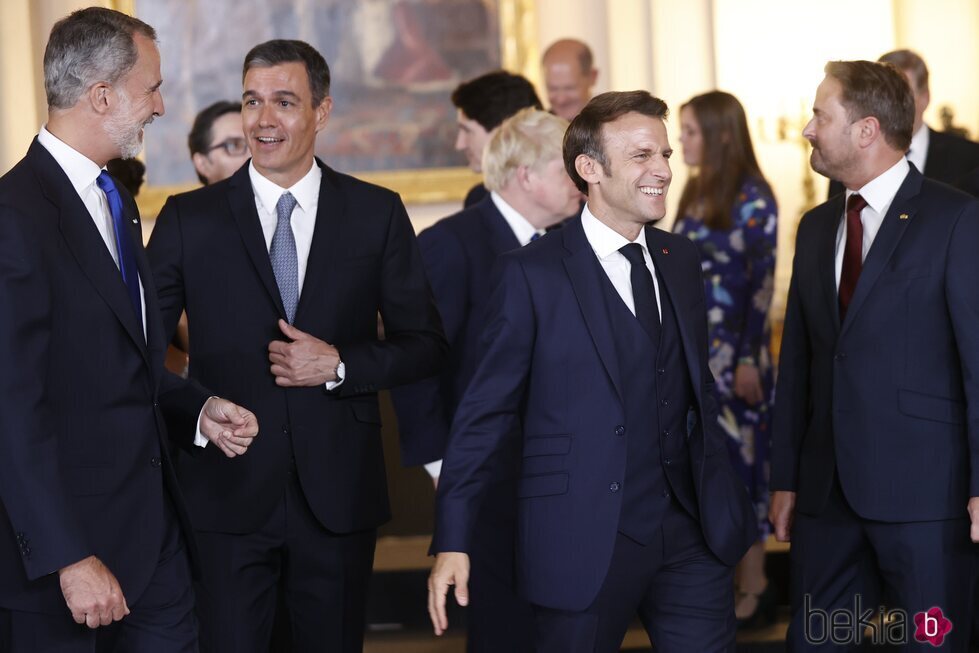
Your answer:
[394,108,580,652]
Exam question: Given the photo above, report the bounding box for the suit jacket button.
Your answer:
[834,353,846,361]
[664,458,672,466]
[609,482,620,493]
[657,368,665,375]
[662,490,671,498]
[614,425,625,436]
[150,457,161,467]
[662,429,671,437]
[660,399,669,406]
[282,426,291,436]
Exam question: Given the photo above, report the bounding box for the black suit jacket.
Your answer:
[0,140,209,614]
[827,128,979,198]
[147,160,447,535]
[773,166,979,519]
[391,196,520,466]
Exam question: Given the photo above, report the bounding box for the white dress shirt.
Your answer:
[906,123,929,175]
[581,203,663,319]
[37,127,147,339]
[491,191,545,245]
[834,158,910,288]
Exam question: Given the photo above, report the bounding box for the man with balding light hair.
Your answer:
[394,108,579,652]
[542,38,598,121]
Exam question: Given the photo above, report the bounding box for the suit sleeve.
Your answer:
[0,205,90,578]
[390,225,469,467]
[146,197,210,449]
[431,255,533,554]
[336,196,448,394]
[770,215,814,491]
[943,199,979,496]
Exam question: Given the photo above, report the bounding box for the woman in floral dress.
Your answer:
[673,90,778,628]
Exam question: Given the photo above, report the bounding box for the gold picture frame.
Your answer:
[111,0,539,220]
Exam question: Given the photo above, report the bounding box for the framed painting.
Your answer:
[111,0,539,219]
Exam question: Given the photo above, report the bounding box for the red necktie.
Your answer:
[838,193,867,322]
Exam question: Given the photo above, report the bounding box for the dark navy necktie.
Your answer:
[96,171,142,331]
[619,243,661,343]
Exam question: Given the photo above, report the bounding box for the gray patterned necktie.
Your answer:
[270,191,299,323]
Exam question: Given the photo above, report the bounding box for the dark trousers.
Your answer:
[786,478,977,652]
[465,476,535,653]
[0,499,196,653]
[532,501,735,653]
[194,471,377,653]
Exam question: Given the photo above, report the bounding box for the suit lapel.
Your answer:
[562,218,624,404]
[123,196,165,378]
[840,169,922,337]
[818,196,844,333]
[475,197,521,256]
[294,161,346,324]
[226,165,287,320]
[645,227,702,392]
[31,142,149,359]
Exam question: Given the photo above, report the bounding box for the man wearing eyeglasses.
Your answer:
[188,100,250,186]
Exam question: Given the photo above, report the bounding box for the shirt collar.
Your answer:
[37,125,103,196]
[908,123,929,167]
[248,160,321,214]
[490,191,541,246]
[581,202,648,260]
[849,157,910,215]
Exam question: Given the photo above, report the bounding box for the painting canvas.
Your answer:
[135,0,501,187]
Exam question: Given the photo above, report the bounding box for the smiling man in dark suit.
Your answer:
[827,50,979,199]
[771,60,979,651]
[147,39,447,652]
[0,8,258,652]
[393,107,580,653]
[427,91,756,653]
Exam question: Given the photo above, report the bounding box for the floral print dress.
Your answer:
[673,177,777,539]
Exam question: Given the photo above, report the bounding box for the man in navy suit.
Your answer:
[392,108,580,652]
[827,50,979,199]
[428,91,756,653]
[147,40,447,652]
[771,60,979,651]
[0,8,258,652]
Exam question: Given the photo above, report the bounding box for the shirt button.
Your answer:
[609,482,620,493]
[614,425,625,436]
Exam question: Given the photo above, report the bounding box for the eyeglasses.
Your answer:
[207,137,248,157]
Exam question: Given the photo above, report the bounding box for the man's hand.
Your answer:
[733,362,764,405]
[200,397,259,458]
[268,319,340,387]
[769,490,797,542]
[428,552,470,636]
[969,496,979,543]
[59,556,129,629]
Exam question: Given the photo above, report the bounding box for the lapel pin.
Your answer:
[662,247,669,255]
[132,218,138,224]
[899,213,909,220]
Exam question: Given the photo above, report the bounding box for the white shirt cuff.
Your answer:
[424,459,443,479]
[193,397,217,448]
[325,361,345,391]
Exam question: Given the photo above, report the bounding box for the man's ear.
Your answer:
[857,116,881,148]
[314,97,333,133]
[575,153,601,186]
[88,82,112,115]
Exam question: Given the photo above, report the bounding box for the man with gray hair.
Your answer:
[393,107,579,651]
[0,7,259,652]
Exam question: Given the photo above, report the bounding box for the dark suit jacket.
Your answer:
[773,167,979,519]
[432,217,755,611]
[392,197,519,466]
[147,160,447,535]
[0,139,209,615]
[828,128,979,198]
[463,183,488,208]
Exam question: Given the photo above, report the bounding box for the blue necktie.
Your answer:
[270,192,299,323]
[96,171,142,331]
[619,243,661,343]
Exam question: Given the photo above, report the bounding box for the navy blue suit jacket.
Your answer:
[0,140,209,615]
[147,160,447,535]
[393,197,519,466]
[773,166,979,519]
[433,216,755,611]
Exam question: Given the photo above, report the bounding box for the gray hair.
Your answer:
[43,7,156,110]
